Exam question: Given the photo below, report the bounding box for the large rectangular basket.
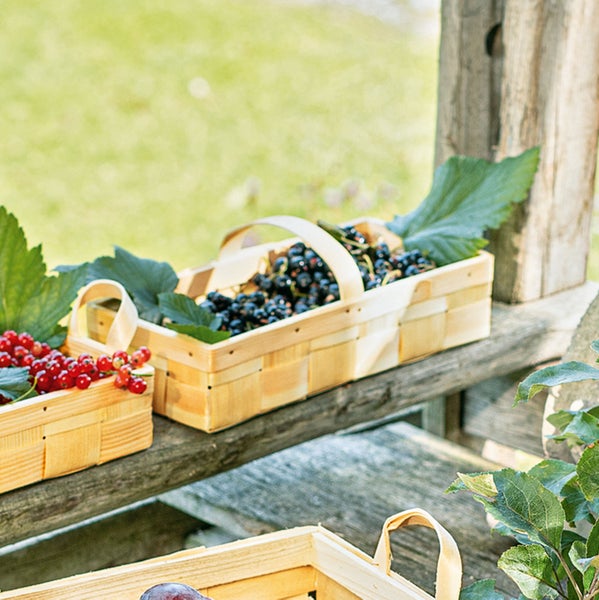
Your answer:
[0,508,462,600]
[0,281,154,495]
[86,216,493,432]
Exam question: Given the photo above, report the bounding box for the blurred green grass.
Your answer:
[0,0,439,272]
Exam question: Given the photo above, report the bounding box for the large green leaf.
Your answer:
[386,147,540,266]
[88,246,179,324]
[498,545,558,600]
[514,362,599,405]
[474,469,565,552]
[0,207,87,344]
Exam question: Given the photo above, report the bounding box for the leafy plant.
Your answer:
[450,341,599,599]
[63,246,230,344]
[0,206,87,346]
[387,147,540,266]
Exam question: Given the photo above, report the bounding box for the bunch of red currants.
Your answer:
[0,329,151,404]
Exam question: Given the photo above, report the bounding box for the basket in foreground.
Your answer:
[0,281,154,495]
[0,508,462,600]
[86,216,494,432]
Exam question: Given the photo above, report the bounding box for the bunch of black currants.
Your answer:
[200,224,435,338]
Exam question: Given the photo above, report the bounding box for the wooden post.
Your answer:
[436,0,599,303]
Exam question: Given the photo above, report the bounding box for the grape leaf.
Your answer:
[87,246,179,324]
[386,147,540,266]
[158,292,231,344]
[0,207,87,345]
[514,361,599,405]
[0,367,36,401]
[497,544,558,600]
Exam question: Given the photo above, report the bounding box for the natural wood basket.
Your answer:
[0,508,462,599]
[86,216,494,432]
[0,280,154,495]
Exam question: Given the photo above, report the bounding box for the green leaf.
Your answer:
[386,147,540,266]
[164,322,231,344]
[497,544,558,600]
[446,471,497,496]
[577,444,599,502]
[475,469,565,552]
[561,481,597,525]
[0,367,36,401]
[514,362,599,405]
[547,410,599,447]
[459,580,506,600]
[158,292,221,328]
[88,246,179,324]
[0,207,87,344]
[158,292,231,344]
[528,460,576,495]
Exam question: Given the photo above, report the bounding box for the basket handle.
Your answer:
[68,279,138,353]
[373,508,462,600]
[214,215,364,301]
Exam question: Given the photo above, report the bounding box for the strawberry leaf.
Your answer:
[0,367,36,402]
[0,207,87,345]
[386,147,540,266]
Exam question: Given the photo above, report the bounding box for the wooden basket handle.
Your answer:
[373,508,462,600]
[215,215,364,301]
[68,279,138,353]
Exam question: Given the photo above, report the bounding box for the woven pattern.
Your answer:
[87,218,493,432]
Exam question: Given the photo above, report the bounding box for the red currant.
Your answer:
[56,370,75,389]
[127,376,147,394]
[3,330,18,344]
[75,373,92,390]
[17,332,34,350]
[96,354,114,373]
[112,350,129,370]
[129,349,147,368]
[36,370,53,393]
[0,352,12,368]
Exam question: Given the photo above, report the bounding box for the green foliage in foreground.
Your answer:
[452,342,599,599]
[0,0,438,272]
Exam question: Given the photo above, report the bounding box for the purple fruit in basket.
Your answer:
[139,582,213,600]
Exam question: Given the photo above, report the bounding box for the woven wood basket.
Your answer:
[0,280,154,495]
[86,215,494,432]
[0,508,462,599]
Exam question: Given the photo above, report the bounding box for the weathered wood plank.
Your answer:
[0,501,204,592]
[161,421,518,596]
[0,283,594,549]
[489,0,599,301]
[435,0,504,165]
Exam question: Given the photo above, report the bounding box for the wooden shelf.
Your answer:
[0,282,595,549]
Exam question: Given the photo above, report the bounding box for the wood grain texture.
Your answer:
[0,283,594,550]
[490,0,599,301]
[0,501,203,592]
[161,421,518,596]
[435,0,504,165]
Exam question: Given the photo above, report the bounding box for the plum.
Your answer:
[139,582,213,600]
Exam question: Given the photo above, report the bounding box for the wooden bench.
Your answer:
[0,282,595,595]
[160,419,519,596]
